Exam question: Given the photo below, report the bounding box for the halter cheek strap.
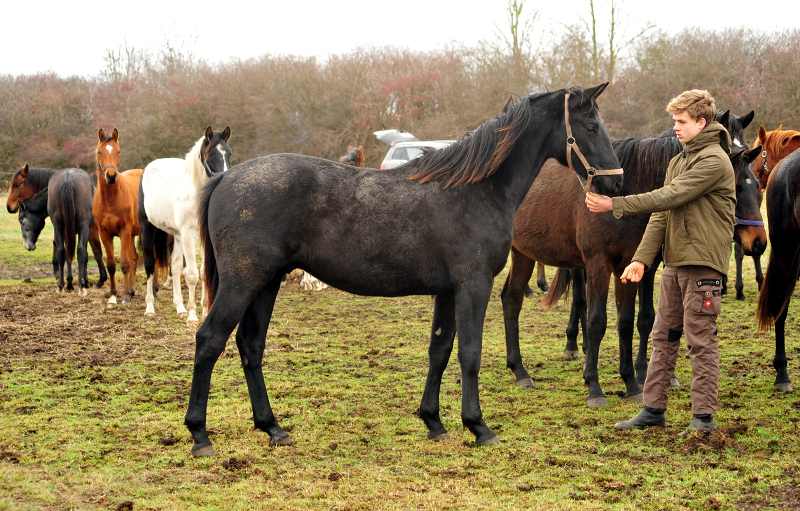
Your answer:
[756,150,770,188]
[564,93,623,193]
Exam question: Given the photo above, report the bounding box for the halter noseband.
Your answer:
[564,92,623,192]
[734,218,765,227]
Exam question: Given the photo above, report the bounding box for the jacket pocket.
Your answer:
[691,288,721,315]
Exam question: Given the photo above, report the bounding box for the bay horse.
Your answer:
[93,129,143,306]
[18,169,96,295]
[756,140,800,392]
[138,126,232,323]
[185,84,623,456]
[501,111,766,407]
[7,165,108,287]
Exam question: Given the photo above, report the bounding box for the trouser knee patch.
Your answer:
[668,328,683,343]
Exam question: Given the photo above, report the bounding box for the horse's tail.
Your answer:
[153,229,169,271]
[542,267,572,310]
[199,173,225,310]
[61,177,78,262]
[757,245,800,331]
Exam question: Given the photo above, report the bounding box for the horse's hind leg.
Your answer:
[140,217,159,316]
[170,236,187,317]
[635,264,658,386]
[185,281,267,457]
[584,263,612,407]
[564,269,587,360]
[89,223,107,288]
[536,262,549,292]
[734,242,746,300]
[77,223,90,296]
[54,228,66,293]
[235,276,291,445]
[500,247,536,387]
[419,292,457,441]
[754,254,764,291]
[614,277,642,402]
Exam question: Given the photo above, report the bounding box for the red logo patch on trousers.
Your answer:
[705,300,712,307]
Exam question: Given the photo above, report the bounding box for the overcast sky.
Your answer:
[4,1,793,78]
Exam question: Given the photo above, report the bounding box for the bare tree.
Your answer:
[495,0,539,62]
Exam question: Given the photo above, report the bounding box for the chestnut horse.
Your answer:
[339,145,366,167]
[501,111,766,407]
[94,129,143,306]
[7,165,108,287]
[756,139,800,392]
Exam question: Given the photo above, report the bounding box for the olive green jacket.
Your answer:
[611,122,736,275]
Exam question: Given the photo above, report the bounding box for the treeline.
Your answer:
[1,27,799,183]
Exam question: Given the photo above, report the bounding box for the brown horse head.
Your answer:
[731,145,768,257]
[7,164,30,213]
[96,128,121,184]
[200,126,232,177]
[753,125,800,192]
[339,145,366,167]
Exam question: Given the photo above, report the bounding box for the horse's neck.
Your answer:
[491,146,551,212]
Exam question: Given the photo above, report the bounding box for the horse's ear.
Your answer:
[19,201,26,212]
[584,82,609,101]
[358,145,363,151]
[20,164,29,178]
[347,145,354,152]
[718,110,730,127]
[98,129,106,142]
[111,128,119,142]
[221,126,231,142]
[741,110,755,130]
[745,145,762,163]
[204,126,214,143]
[729,149,744,165]
[778,124,783,132]
[758,125,767,141]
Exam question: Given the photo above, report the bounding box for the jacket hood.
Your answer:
[686,121,731,154]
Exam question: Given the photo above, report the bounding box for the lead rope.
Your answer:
[564,92,623,193]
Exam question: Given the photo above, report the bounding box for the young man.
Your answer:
[585,89,735,434]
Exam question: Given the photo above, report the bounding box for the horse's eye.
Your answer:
[587,125,598,133]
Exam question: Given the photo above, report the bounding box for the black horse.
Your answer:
[502,111,766,407]
[18,169,96,294]
[757,148,800,392]
[185,84,624,456]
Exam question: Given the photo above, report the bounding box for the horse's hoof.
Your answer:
[624,392,643,403]
[106,296,117,308]
[94,282,105,289]
[79,288,87,297]
[479,435,501,446]
[187,313,199,323]
[670,377,681,388]
[429,433,452,442]
[120,297,131,306]
[192,444,216,458]
[269,435,292,447]
[775,383,793,392]
[515,377,535,389]
[563,350,581,361]
[587,396,607,408]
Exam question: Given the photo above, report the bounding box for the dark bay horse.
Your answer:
[94,129,143,307]
[18,169,96,294]
[7,165,107,287]
[756,144,800,392]
[501,111,766,407]
[186,84,623,456]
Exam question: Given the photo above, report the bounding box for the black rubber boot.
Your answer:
[678,415,717,436]
[614,407,666,430]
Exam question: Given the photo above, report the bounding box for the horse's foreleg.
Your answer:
[51,241,58,277]
[235,277,290,446]
[774,309,793,391]
[455,279,498,445]
[584,264,611,407]
[614,277,642,401]
[200,255,207,319]
[419,292,457,440]
[77,223,90,296]
[500,247,536,388]
[118,228,135,305]
[536,261,549,292]
[754,254,764,291]
[170,237,187,317]
[564,269,587,359]
[185,282,266,457]
[54,228,66,293]
[182,232,201,323]
[734,242,746,300]
[100,231,117,307]
[89,223,107,288]
[635,263,658,386]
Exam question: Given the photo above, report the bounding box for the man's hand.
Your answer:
[585,192,613,213]
[620,261,646,284]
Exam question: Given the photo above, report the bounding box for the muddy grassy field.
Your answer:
[2,211,800,510]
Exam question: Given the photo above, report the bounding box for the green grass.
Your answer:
[1,195,799,510]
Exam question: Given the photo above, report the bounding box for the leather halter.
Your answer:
[755,149,770,188]
[734,218,765,227]
[564,93,623,192]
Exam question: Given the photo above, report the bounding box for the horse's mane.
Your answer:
[611,131,680,193]
[14,167,55,192]
[407,90,564,188]
[185,135,208,189]
[758,128,800,162]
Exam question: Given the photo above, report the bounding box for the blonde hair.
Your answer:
[666,90,716,126]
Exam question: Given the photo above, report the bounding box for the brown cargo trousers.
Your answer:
[643,265,723,415]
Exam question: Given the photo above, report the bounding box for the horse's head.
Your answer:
[731,146,767,256]
[558,83,623,196]
[201,126,232,177]
[7,164,32,213]
[717,109,754,151]
[96,128,121,185]
[18,191,49,251]
[340,145,366,167]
